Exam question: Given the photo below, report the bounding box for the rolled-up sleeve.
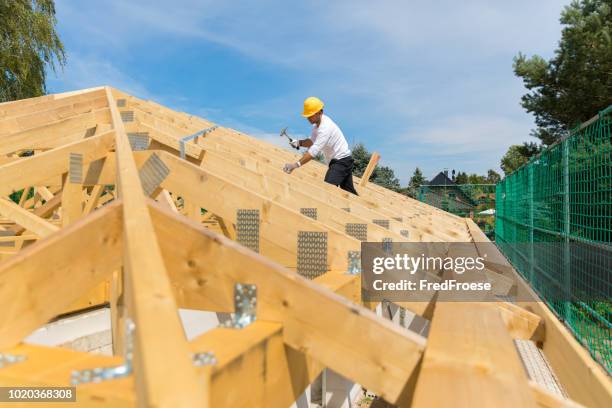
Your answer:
[308,127,329,157]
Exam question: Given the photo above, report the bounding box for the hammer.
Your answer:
[279,127,299,150]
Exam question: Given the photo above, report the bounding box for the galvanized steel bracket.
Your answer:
[219,283,257,329]
[192,352,217,367]
[0,352,26,368]
[179,126,218,159]
[70,318,135,384]
[347,251,361,275]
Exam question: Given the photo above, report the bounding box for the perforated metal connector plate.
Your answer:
[300,208,318,220]
[382,238,393,254]
[127,132,150,151]
[347,251,361,275]
[69,153,83,184]
[116,98,126,107]
[120,111,134,122]
[138,153,170,196]
[373,219,390,229]
[345,223,367,241]
[514,339,567,397]
[297,231,328,279]
[400,229,410,239]
[71,319,134,384]
[219,283,257,329]
[236,209,260,253]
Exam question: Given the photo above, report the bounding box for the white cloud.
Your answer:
[51,0,569,184]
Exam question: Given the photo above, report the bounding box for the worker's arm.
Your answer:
[283,151,313,174]
[284,128,327,173]
[299,139,313,148]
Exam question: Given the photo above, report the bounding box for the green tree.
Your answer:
[401,167,425,198]
[486,169,501,184]
[351,143,370,176]
[501,145,530,175]
[467,173,487,184]
[350,143,401,191]
[408,167,425,190]
[0,0,66,102]
[454,171,468,184]
[513,0,612,145]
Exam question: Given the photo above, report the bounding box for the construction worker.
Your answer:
[283,97,359,195]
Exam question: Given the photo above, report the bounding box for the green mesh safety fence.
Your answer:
[496,105,612,374]
[418,184,496,237]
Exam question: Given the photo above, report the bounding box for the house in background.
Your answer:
[418,171,476,216]
[418,170,496,238]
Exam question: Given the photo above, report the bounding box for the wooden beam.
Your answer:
[412,302,536,407]
[359,152,380,188]
[0,198,58,237]
[105,87,207,407]
[83,185,105,215]
[149,201,426,404]
[157,151,360,270]
[190,321,323,408]
[0,130,115,196]
[0,201,122,349]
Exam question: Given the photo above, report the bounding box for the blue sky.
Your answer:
[47,0,568,183]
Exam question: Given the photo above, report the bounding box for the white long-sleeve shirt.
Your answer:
[308,114,351,164]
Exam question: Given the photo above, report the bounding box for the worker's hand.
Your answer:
[283,162,300,174]
[289,138,300,150]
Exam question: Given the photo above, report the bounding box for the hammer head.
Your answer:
[279,127,289,138]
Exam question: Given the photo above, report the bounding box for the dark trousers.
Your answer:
[324,156,359,195]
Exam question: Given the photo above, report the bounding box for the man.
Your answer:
[283,96,359,195]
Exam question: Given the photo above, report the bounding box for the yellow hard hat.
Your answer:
[302,96,324,117]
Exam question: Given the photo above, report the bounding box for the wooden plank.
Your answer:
[149,201,426,404]
[0,201,122,349]
[412,302,536,407]
[0,343,134,407]
[0,130,115,196]
[0,198,59,237]
[0,109,111,155]
[359,152,380,187]
[530,382,585,408]
[157,151,360,270]
[190,321,323,408]
[105,87,207,407]
[83,185,105,215]
[466,219,612,406]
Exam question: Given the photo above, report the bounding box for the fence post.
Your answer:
[562,139,571,322]
[528,166,534,284]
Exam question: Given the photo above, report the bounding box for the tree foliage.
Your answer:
[0,0,66,102]
[486,169,501,184]
[513,0,612,145]
[351,143,401,191]
[408,167,425,190]
[501,145,530,175]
